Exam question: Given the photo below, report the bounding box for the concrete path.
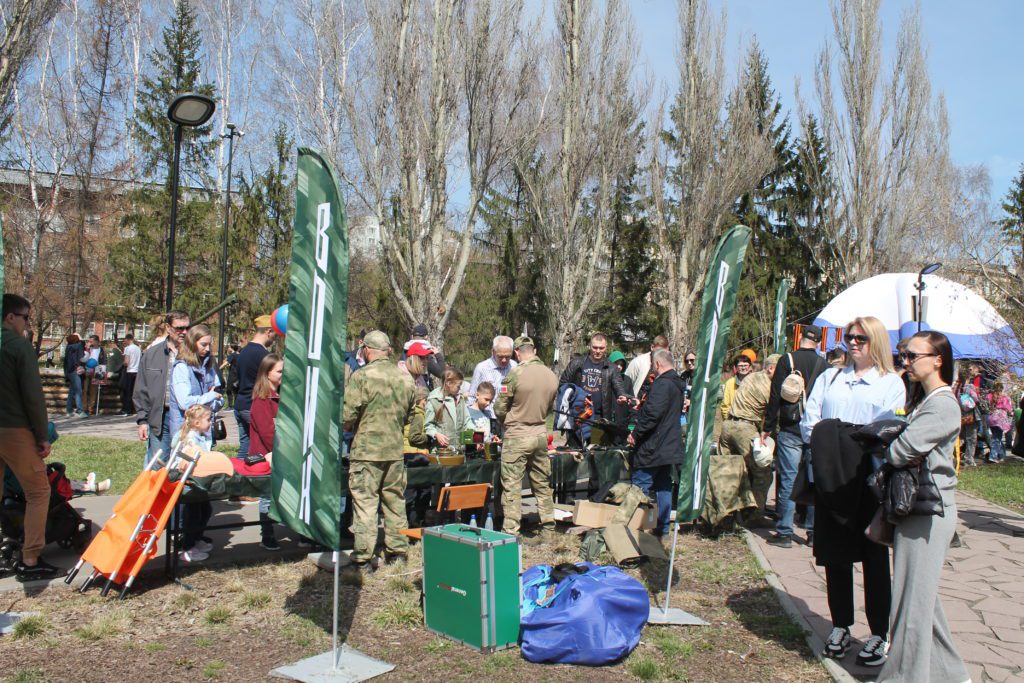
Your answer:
[749,490,1024,683]
[50,411,241,446]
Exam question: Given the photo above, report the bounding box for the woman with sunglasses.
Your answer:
[876,331,968,683]
[801,316,907,667]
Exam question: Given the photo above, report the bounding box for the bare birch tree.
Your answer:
[646,0,773,356]
[797,0,952,287]
[0,0,61,134]
[338,0,536,349]
[515,0,643,368]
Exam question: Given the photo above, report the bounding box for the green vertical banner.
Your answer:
[270,148,349,550]
[676,225,752,522]
[0,215,4,357]
[773,278,790,354]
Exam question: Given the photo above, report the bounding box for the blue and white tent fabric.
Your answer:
[814,273,1023,365]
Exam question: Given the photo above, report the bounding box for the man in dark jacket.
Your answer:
[763,324,828,547]
[559,333,631,439]
[134,310,190,466]
[63,333,86,416]
[627,349,685,536]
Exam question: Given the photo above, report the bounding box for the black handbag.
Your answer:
[213,415,228,442]
[789,449,815,506]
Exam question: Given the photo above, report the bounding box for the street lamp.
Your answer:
[915,262,942,333]
[165,93,216,311]
[218,122,241,364]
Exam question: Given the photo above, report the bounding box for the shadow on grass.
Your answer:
[725,586,811,656]
[283,560,361,654]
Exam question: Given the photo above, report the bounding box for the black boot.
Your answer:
[260,513,279,551]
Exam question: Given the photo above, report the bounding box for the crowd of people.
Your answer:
[0,290,1014,681]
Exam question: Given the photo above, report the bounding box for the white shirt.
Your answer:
[624,352,652,397]
[124,342,141,373]
[800,365,907,444]
[468,355,518,416]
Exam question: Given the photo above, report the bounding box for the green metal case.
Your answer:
[422,524,521,653]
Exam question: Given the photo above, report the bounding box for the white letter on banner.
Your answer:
[315,203,330,271]
[308,274,326,361]
[300,454,312,524]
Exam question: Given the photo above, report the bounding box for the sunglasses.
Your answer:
[898,351,936,363]
[685,358,696,364]
[844,333,869,345]
[13,312,30,322]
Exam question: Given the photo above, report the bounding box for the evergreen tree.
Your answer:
[132,0,217,186]
[999,164,1024,271]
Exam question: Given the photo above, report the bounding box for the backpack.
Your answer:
[780,353,810,404]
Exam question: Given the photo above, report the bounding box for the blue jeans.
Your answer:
[235,408,251,458]
[66,373,83,414]
[775,431,814,537]
[145,408,172,468]
[631,465,673,536]
[990,426,1006,462]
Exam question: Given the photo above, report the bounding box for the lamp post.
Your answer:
[165,93,216,311]
[915,262,942,332]
[218,123,240,364]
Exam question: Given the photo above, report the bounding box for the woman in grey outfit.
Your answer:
[879,331,969,683]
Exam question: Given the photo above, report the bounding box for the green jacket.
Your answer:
[0,328,48,443]
[343,358,415,462]
[424,387,473,444]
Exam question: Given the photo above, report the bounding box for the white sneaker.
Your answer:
[192,539,213,554]
[96,479,111,493]
[857,635,889,666]
[182,548,208,562]
[823,626,851,659]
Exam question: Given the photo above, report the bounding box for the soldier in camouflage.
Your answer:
[343,330,416,567]
[494,335,558,539]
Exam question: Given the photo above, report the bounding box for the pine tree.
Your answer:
[132,0,217,186]
[999,164,1024,271]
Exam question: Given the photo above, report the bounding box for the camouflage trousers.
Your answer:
[349,459,408,563]
[500,434,554,535]
[719,418,773,513]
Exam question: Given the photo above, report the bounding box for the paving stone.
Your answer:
[986,664,1015,683]
[966,663,986,683]
[995,628,1024,645]
[974,597,1024,617]
[944,600,984,622]
[984,612,1022,629]
[957,640,1017,668]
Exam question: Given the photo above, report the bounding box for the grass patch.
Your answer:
[195,636,213,648]
[6,670,47,683]
[281,616,323,648]
[73,612,127,641]
[650,628,693,659]
[370,597,421,628]
[340,569,364,587]
[484,652,517,671]
[425,637,452,653]
[11,615,47,640]
[143,642,168,653]
[202,661,226,679]
[204,606,233,625]
[174,592,199,610]
[241,590,273,609]
[689,556,763,585]
[958,461,1024,512]
[50,435,145,495]
[386,576,415,594]
[629,656,660,680]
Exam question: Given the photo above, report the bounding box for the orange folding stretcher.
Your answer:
[65,445,200,599]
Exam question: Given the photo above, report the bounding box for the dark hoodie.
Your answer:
[631,368,686,469]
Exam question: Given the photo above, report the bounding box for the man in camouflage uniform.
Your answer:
[494,335,558,539]
[718,353,780,518]
[343,330,416,567]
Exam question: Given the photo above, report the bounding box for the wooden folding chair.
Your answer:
[400,483,491,540]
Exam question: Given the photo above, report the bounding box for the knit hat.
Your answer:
[609,351,626,364]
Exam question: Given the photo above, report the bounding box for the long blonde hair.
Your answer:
[844,316,894,375]
[253,353,282,400]
[176,324,213,369]
[177,404,212,444]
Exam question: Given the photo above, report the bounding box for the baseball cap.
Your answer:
[254,314,272,329]
[802,324,822,342]
[406,340,433,357]
[363,330,391,350]
[514,335,534,349]
[411,323,429,337]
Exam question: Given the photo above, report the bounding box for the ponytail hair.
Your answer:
[178,403,213,445]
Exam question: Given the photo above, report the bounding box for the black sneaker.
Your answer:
[766,533,793,548]
[806,532,814,547]
[14,557,64,582]
[856,635,889,666]
[260,536,280,551]
[822,626,851,659]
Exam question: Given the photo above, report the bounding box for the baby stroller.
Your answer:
[0,463,94,573]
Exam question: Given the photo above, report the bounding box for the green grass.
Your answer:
[241,590,273,609]
[51,435,144,495]
[958,461,1024,512]
[370,597,421,628]
[5,670,48,683]
[202,661,226,679]
[204,606,233,625]
[650,628,693,659]
[628,656,660,680]
[425,637,452,653]
[73,611,129,641]
[11,615,47,640]
[143,642,168,653]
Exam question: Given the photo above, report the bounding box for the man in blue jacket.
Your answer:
[627,348,685,536]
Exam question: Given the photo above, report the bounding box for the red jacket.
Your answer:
[248,390,279,462]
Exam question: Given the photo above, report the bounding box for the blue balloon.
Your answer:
[273,304,289,336]
[85,358,98,369]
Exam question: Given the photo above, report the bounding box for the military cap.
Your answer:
[363,330,391,350]
[765,353,782,367]
[254,314,272,329]
[514,335,534,349]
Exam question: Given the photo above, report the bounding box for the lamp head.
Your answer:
[167,93,216,127]
[920,262,942,277]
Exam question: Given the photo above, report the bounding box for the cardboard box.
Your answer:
[572,499,656,530]
[604,524,669,565]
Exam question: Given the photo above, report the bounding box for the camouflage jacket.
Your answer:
[495,357,558,438]
[343,358,415,461]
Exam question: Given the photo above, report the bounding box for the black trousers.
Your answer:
[120,372,137,414]
[825,541,892,639]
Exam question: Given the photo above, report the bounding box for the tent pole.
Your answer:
[332,550,340,669]
[662,521,681,615]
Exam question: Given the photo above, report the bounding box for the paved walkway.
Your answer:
[749,489,1024,683]
[50,411,241,446]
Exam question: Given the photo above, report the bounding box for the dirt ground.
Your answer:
[0,528,828,683]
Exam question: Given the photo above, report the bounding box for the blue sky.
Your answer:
[632,0,1024,207]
